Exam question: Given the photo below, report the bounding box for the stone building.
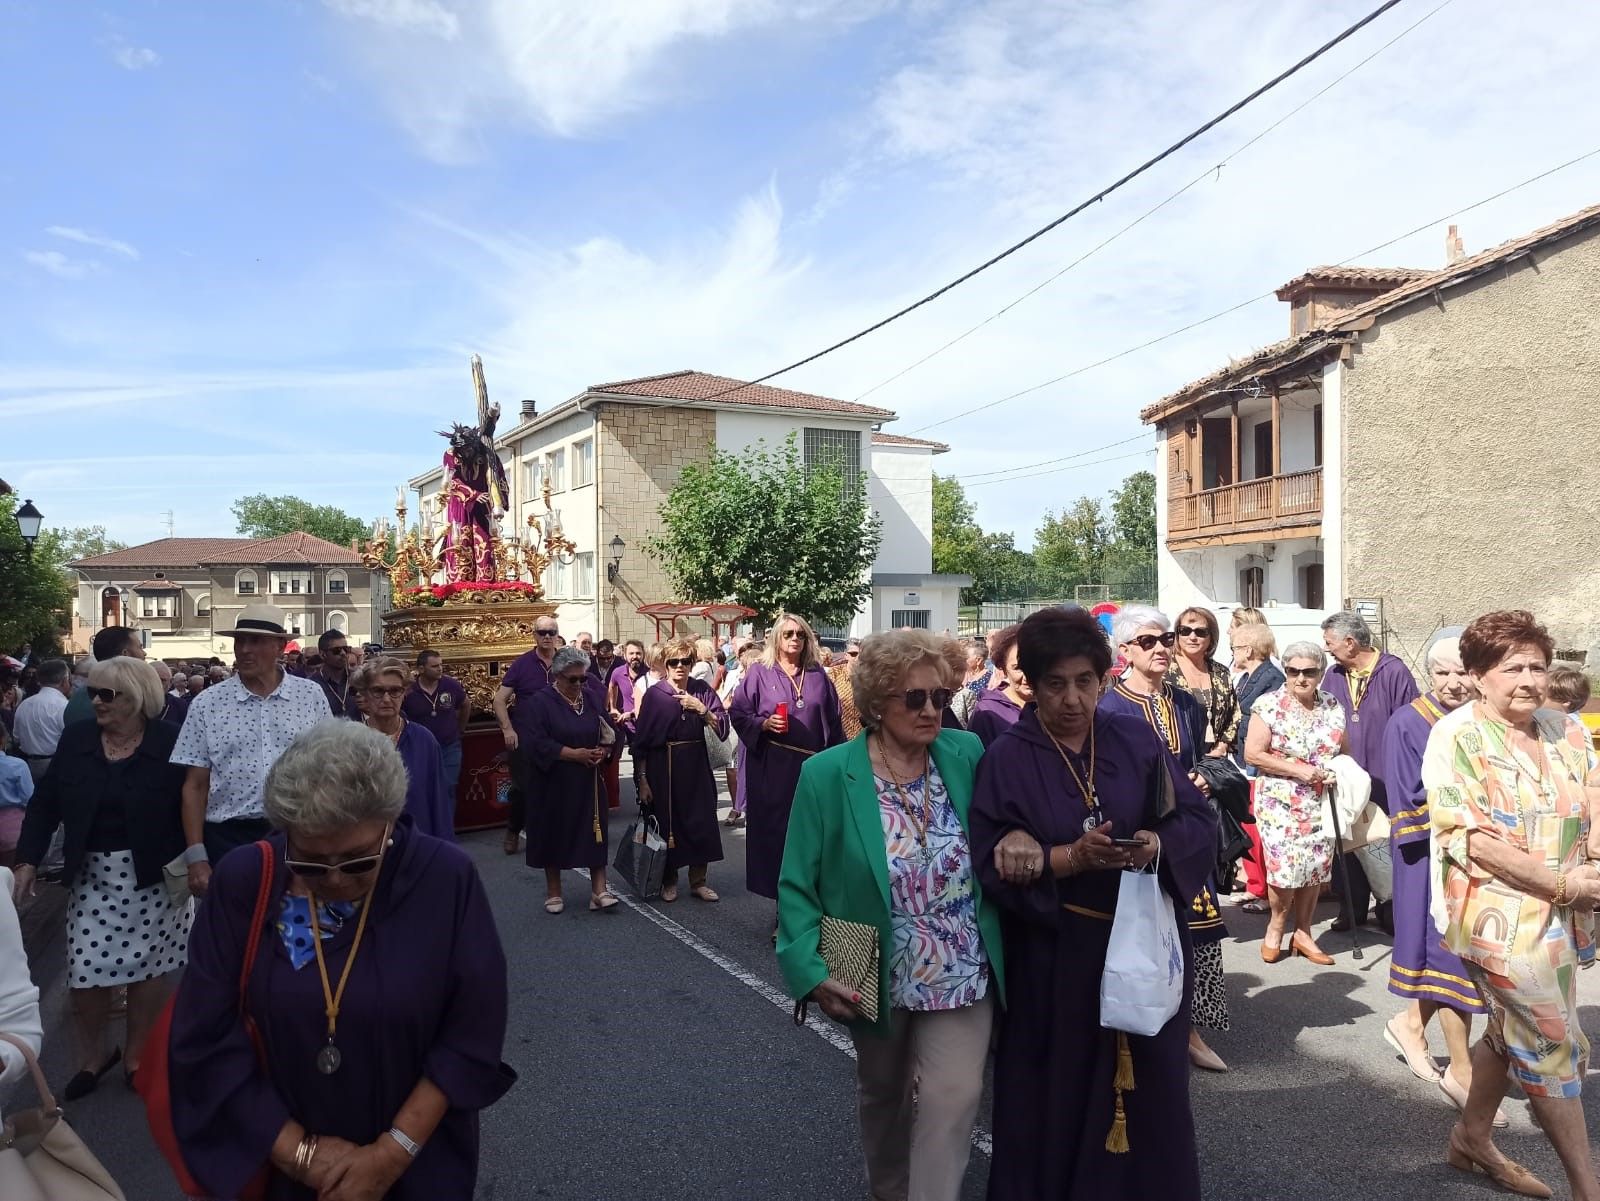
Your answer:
[70,532,374,661]
[1142,202,1600,669]
[409,370,967,644]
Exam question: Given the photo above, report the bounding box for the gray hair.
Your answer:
[1281,640,1328,672]
[72,657,93,679]
[263,721,406,834]
[1424,627,1466,671]
[153,661,172,685]
[1112,605,1170,647]
[89,657,166,719]
[1320,610,1373,648]
[353,655,409,692]
[36,659,69,688]
[550,646,590,676]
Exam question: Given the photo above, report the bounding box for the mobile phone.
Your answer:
[1110,837,1145,849]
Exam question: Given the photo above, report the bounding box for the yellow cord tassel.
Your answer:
[1105,1030,1136,1154]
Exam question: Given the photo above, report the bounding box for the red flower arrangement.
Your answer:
[395,580,540,607]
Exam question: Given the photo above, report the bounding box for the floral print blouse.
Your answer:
[874,759,989,1011]
[1167,658,1240,750]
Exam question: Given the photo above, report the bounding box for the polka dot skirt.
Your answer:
[68,850,193,990]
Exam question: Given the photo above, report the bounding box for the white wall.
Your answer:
[869,444,933,575]
[1159,537,1324,612]
[869,583,962,637]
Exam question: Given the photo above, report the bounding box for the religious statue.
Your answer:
[437,355,510,583]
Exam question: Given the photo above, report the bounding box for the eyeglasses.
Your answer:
[846,649,859,657]
[1127,632,1177,651]
[536,629,560,637]
[1176,625,1210,639]
[666,657,694,668]
[284,831,389,880]
[324,646,348,656]
[1284,666,1322,679]
[365,686,405,698]
[898,687,954,712]
[781,630,807,641]
[558,674,587,687]
[87,687,120,704]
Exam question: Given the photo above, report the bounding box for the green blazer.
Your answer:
[776,728,1006,1037]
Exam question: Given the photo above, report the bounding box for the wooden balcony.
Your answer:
[1167,468,1322,548]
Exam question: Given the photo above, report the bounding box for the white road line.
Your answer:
[578,870,993,1159]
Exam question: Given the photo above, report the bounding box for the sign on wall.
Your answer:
[903,591,920,607]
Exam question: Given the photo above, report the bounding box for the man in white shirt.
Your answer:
[11,659,70,783]
[170,605,330,897]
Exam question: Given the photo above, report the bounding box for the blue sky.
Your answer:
[4,0,1598,549]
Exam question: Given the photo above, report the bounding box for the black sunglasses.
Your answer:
[899,687,954,712]
[1284,666,1322,679]
[87,687,120,704]
[324,646,348,656]
[536,629,560,637]
[1127,632,1177,651]
[666,657,694,668]
[1175,625,1210,639]
[781,630,807,641]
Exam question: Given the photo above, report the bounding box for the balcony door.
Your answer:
[1200,418,1232,489]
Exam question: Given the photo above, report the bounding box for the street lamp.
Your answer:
[0,498,43,563]
[607,534,626,582]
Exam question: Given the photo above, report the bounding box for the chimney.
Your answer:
[1445,224,1466,265]
[520,398,537,418]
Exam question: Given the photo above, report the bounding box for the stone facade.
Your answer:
[595,401,717,646]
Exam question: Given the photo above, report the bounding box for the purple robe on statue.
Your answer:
[522,681,618,870]
[395,719,455,840]
[967,688,1022,748]
[969,708,1214,1201]
[728,662,843,899]
[169,821,515,1201]
[633,678,727,870]
[1380,694,1485,1013]
[1322,651,1419,814]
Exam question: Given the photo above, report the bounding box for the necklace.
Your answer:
[561,687,585,715]
[1115,681,1181,756]
[101,725,142,759]
[781,662,806,709]
[873,735,931,853]
[363,715,405,747]
[1042,717,1101,831]
[308,883,376,1075]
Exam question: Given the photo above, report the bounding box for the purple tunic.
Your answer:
[307,668,362,721]
[521,682,618,870]
[1322,652,1419,813]
[401,677,467,747]
[969,709,1214,1201]
[1380,694,1485,1013]
[395,720,455,841]
[728,662,843,899]
[967,688,1022,748]
[633,679,727,869]
[501,649,556,746]
[169,822,515,1200]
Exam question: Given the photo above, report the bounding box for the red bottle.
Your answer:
[774,701,789,734]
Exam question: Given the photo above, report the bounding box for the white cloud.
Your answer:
[323,0,459,40]
[110,42,160,70]
[46,225,139,260]
[21,250,97,280]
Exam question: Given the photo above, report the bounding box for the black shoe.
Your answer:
[63,1047,121,1101]
[1330,913,1369,933]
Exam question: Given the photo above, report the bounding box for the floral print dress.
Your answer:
[1251,688,1345,888]
[874,759,989,1011]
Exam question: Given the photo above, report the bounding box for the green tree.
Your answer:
[932,473,983,578]
[648,434,882,629]
[231,494,369,547]
[44,525,128,565]
[1108,470,1156,561]
[0,517,73,655]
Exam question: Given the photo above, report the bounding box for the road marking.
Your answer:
[579,870,993,1158]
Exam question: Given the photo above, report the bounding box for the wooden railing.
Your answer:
[1167,468,1322,538]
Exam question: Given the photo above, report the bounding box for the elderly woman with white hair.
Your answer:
[1244,639,1348,966]
[12,656,189,1099]
[169,720,514,1200]
[1378,631,1500,1119]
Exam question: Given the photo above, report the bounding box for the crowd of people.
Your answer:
[2,595,1598,1199]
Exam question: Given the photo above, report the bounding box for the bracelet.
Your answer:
[1555,871,1569,906]
[387,1126,421,1159]
[293,1134,319,1177]
[1062,843,1078,876]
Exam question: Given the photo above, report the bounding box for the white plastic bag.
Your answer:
[1100,868,1185,1037]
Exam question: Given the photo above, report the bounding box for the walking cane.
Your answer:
[1324,781,1363,960]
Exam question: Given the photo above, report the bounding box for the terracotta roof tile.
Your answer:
[201,532,363,565]
[70,533,362,571]
[1143,201,1600,424]
[872,433,950,453]
[588,370,896,420]
[1273,265,1432,298]
[71,538,254,570]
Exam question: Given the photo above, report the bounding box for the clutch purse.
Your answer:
[1145,752,1178,826]
[794,915,880,1025]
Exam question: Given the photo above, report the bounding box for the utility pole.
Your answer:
[161,510,175,537]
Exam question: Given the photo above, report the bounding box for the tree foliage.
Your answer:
[648,435,882,629]
[0,517,73,655]
[45,525,127,564]
[231,494,369,547]
[1108,471,1157,562]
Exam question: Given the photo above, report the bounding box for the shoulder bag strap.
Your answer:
[0,1031,55,1114]
[237,840,276,1060]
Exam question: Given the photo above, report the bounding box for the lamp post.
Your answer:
[606,534,626,582]
[0,498,43,563]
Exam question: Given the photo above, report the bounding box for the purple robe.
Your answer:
[170,822,515,1200]
[1322,652,1419,814]
[967,688,1022,748]
[969,708,1214,1201]
[521,682,618,869]
[396,719,455,840]
[1380,694,1485,1013]
[501,649,556,747]
[307,668,362,721]
[401,677,467,748]
[633,678,727,869]
[728,662,843,899]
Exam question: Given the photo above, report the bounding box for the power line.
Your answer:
[958,433,1151,480]
[693,0,1408,405]
[907,144,1600,435]
[852,0,1455,403]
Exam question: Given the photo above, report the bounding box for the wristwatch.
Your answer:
[387,1127,421,1158]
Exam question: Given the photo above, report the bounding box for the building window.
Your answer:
[573,438,595,487]
[326,569,348,595]
[329,610,348,634]
[546,448,566,492]
[572,551,595,598]
[1299,563,1325,610]
[1239,567,1264,608]
[195,593,211,617]
[523,459,544,499]
[287,612,308,637]
[140,594,175,618]
[235,569,257,596]
[1313,403,1324,467]
[890,609,930,629]
[271,570,314,595]
[1253,422,1273,479]
[544,558,567,599]
[803,428,862,492]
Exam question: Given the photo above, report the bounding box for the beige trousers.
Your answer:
[849,993,993,1201]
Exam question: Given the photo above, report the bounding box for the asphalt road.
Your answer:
[19,778,1600,1200]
